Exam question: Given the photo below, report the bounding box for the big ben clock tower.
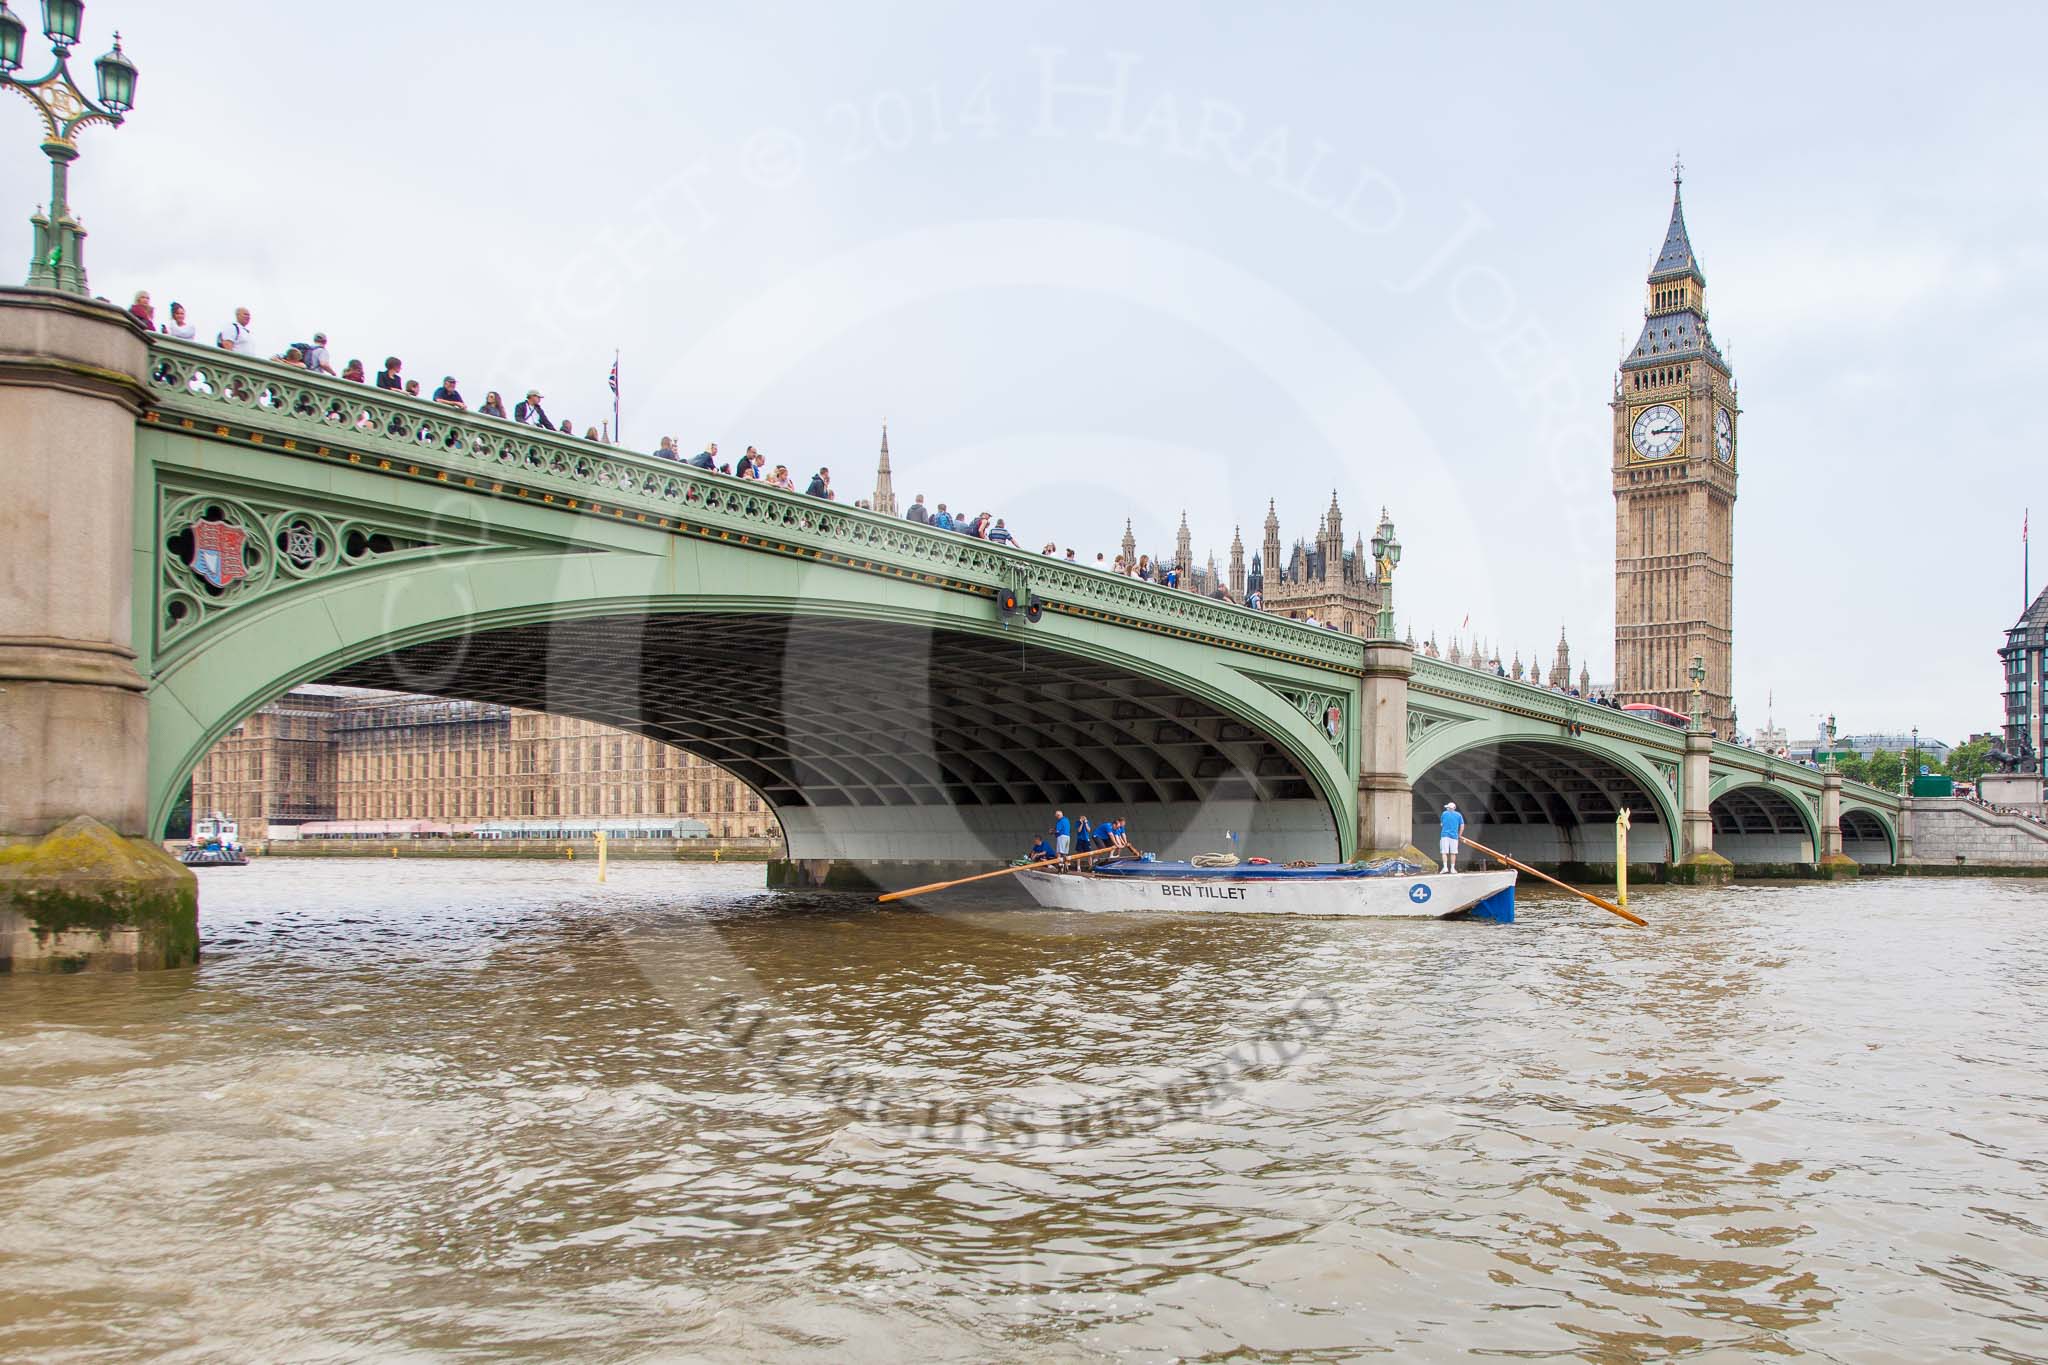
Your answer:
[1612,163,1739,738]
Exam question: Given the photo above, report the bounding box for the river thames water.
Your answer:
[2,860,2044,1361]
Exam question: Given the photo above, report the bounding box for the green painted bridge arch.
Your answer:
[123,331,1905,871]
[137,339,1368,864]
[1404,659,1684,864]
[1403,656,1904,868]
[0,293,1933,976]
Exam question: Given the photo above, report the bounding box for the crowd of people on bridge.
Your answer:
[124,286,1388,630]
[130,285,1174,581]
[128,292,632,444]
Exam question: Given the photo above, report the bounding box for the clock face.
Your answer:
[1630,403,1684,459]
[1714,406,1734,461]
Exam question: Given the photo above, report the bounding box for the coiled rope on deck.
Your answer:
[1190,852,1241,868]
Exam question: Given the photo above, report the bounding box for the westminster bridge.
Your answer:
[2,293,1902,964]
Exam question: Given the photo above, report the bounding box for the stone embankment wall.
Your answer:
[1909,799,2048,867]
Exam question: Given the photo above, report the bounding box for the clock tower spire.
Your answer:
[1612,166,1739,738]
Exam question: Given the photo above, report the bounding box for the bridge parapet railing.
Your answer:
[1411,657,1691,747]
[142,338,1364,670]
[1708,739,1904,806]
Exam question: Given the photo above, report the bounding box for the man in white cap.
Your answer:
[514,388,553,430]
[1438,801,1465,874]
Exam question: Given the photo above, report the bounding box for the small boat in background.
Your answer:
[1015,858,1516,920]
[180,812,250,867]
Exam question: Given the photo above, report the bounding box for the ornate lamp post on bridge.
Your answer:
[1370,508,1401,640]
[1687,654,1707,732]
[1823,713,1838,772]
[0,0,140,294]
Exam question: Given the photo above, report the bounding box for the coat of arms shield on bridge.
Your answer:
[189,518,248,589]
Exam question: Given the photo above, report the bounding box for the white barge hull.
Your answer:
[1014,867,1517,920]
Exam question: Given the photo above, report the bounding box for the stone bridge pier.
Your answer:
[1673,724,1734,883]
[1358,640,1425,862]
[0,291,197,971]
[1818,770,1861,877]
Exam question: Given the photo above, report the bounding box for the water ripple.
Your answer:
[1,862,2044,1360]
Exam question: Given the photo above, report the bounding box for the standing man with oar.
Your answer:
[1439,801,1465,874]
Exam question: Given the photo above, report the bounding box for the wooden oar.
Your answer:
[1457,835,1648,927]
[877,844,1125,903]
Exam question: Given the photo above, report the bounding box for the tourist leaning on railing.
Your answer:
[514,390,551,428]
[216,307,255,353]
[302,334,337,376]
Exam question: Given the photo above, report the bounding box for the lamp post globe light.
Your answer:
[1370,507,1401,640]
[0,0,139,294]
[1687,654,1707,731]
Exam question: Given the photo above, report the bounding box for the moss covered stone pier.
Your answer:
[1,291,197,970]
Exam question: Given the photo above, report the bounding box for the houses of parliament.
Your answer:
[194,172,1738,836]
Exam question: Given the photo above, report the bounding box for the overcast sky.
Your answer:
[15,1,2041,744]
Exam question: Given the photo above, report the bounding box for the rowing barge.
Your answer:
[1013,859,1517,920]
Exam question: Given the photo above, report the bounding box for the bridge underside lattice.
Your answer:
[1839,808,1894,864]
[322,613,1339,861]
[1711,785,1814,864]
[1410,740,1671,863]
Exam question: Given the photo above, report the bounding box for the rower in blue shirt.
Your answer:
[1028,836,1053,862]
[1053,810,1073,864]
[1438,801,1465,873]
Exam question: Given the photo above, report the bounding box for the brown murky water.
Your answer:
[2,860,2044,1360]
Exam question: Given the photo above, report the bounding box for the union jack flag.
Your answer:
[609,352,620,445]
[190,518,247,589]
